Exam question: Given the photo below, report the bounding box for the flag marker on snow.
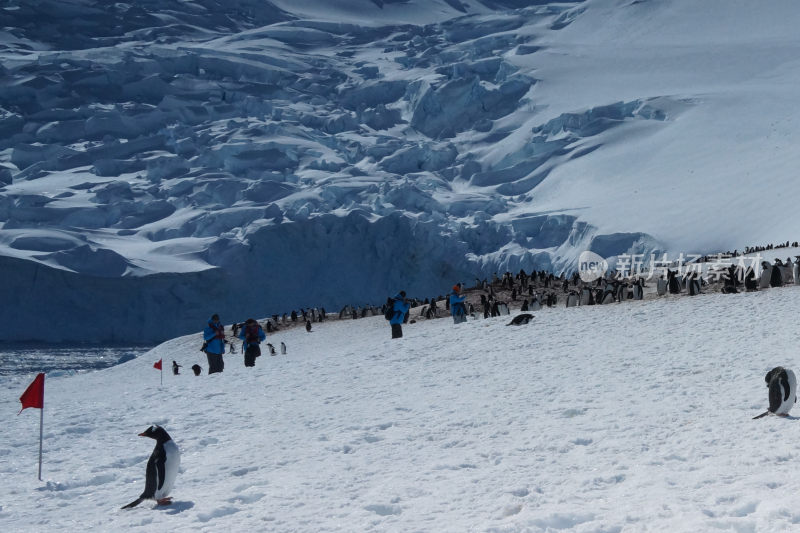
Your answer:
[154,359,163,385]
[18,373,45,480]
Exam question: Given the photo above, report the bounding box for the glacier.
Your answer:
[2,0,800,342]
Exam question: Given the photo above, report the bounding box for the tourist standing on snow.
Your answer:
[389,291,411,339]
[450,283,467,324]
[239,318,266,367]
[203,313,226,374]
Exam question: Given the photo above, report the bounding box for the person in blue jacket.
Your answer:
[389,291,411,339]
[238,318,266,367]
[450,283,467,324]
[203,313,227,374]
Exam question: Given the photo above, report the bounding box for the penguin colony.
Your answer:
[118,250,799,508]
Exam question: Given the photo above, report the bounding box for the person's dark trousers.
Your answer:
[206,351,224,374]
[244,345,260,367]
[391,324,403,339]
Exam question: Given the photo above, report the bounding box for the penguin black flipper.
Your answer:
[781,372,791,402]
[121,497,145,509]
[752,411,770,420]
[154,447,166,491]
[768,378,783,414]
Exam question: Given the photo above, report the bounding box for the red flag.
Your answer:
[153,359,162,370]
[19,373,44,414]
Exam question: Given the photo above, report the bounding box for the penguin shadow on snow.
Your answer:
[156,500,195,514]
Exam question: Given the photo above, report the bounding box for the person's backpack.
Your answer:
[384,297,396,320]
[244,325,260,344]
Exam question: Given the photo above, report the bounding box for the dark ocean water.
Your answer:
[0,343,153,377]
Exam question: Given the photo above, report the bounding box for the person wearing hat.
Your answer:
[450,283,467,324]
[389,291,410,339]
[238,318,266,367]
[203,313,226,374]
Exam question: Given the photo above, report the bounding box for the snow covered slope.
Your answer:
[3,286,800,531]
[2,0,800,342]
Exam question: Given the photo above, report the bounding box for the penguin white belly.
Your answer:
[155,440,180,500]
[775,369,797,415]
[759,269,771,288]
[793,264,800,285]
[656,279,667,295]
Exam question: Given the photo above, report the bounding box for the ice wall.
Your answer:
[0,0,702,342]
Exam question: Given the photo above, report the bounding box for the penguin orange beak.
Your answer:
[138,432,147,437]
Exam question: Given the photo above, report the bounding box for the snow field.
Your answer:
[3,285,800,531]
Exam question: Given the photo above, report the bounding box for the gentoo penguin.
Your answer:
[754,367,797,419]
[191,364,202,376]
[767,367,797,415]
[267,343,277,356]
[759,261,772,289]
[280,342,287,355]
[770,260,784,287]
[793,257,800,285]
[565,291,578,308]
[122,425,181,509]
[632,278,644,300]
[507,313,534,325]
[667,270,681,294]
[579,286,593,305]
[656,276,667,296]
[172,361,181,375]
[687,273,701,296]
[305,320,312,332]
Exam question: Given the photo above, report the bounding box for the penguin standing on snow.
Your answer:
[122,425,180,509]
[754,367,797,419]
[632,278,644,300]
[793,257,800,285]
[280,342,287,355]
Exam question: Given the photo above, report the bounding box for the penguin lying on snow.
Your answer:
[753,367,797,419]
[122,425,181,509]
[507,313,534,326]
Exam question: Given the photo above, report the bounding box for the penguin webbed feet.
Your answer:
[156,497,173,506]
